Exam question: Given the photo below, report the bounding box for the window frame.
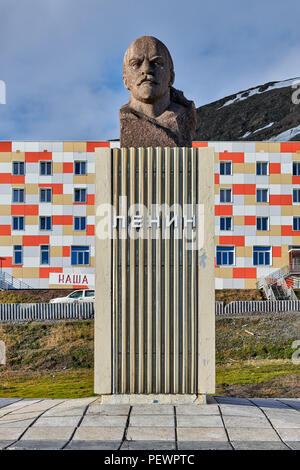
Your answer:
[256,161,268,176]
[256,216,269,231]
[74,216,87,231]
[12,216,25,231]
[39,216,52,231]
[12,161,25,176]
[220,161,232,176]
[253,246,272,266]
[40,161,52,176]
[220,216,232,231]
[12,188,25,203]
[74,188,87,203]
[40,245,50,265]
[74,161,87,175]
[13,245,23,265]
[39,187,52,203]
[216,245,235,266]
[71,246,90,266]
[256,188,268,203]
[220,188,232,203]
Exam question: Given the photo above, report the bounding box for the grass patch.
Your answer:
[0,369,95,399]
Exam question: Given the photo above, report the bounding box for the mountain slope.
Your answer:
[195,78,300,141]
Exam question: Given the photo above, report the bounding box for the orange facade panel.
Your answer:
[63,162,73,173]
[0,225,11,236]
[233,184,256,195]
[192,142,208,148]
[214,174,219,184]
[245,216,256,225]
[23,235,50,246]
[269,163,281,174]
[25,151,52,162]
[219,152,244,163]
[86,141,110,152]
[215,205,233,216]
[269,195,292,206]
[86,225,95,236]
[11,205,39,216]
[63,246,71,257]
[219,236,245,246]
[52,215,73,225]
[272,246,282,257]
[281,142,300,152]
[86,194,95,205]
[233,267,256,279]
[0,142,12,152]
[39,267,63,278]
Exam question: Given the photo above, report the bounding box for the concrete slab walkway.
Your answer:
[0,396,299,450]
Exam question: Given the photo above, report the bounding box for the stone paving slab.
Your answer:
[81,415,128,427]
[32,416,81,427]
[223,416,272,428]
[0,399,21,409]
[0,418,36,428]
[73,426,125,441]
[175,404,220,415]
[176,415,224,428]
[86,404,130,416]
[66,440,121,450]
[130,405,174,415]
[43,407,87,417]
[0,428,27,440]
[231,441,290,450]
[120,440,176,450]
[277,428,300,441]
[129,415,174,427]
[227,427,280,442]
[0,441,15,450]
[7,440,67,450]
[21,426,75,441]
[286,441,300,450]
[177,427,228,442]
[126,426,175,441]
[219,404,263,417]
[178,441,232,450]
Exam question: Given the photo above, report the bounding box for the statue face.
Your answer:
[124,37,173,105]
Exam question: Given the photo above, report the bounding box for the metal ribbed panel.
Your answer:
[112,147,199,394]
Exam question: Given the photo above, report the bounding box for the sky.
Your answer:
[1,0,300,141]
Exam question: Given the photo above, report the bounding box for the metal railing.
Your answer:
[0,302,94,322]
[0,271,32,290]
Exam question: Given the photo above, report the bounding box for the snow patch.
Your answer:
[219,78,300,109]
[269,124,300,142]
[241,122,274,139]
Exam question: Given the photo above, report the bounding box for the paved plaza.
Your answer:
[0,396,299,450]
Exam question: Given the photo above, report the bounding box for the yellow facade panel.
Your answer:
[244,195,257,205]
[86,205,95,216]
[0,152,12,162]
[234,216,244,225]
[53,162,63,173]
[0,206,11,215]
[12,267,40,278]
[25,184,39,194]
[63,142,87,152]
[215,267,233,279]
[214,152,219,162]
[25,215,39,225]
[269,226,281,236]
[11,152,25,161]
[50,246,63,257]
[52,194,73,205]
[245,278,257,289]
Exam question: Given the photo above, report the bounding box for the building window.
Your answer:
[40,161,52,176]
[220,188,232,203]
[256,217,269,231]
[220,161,232,175]
[74,161,87,175]
[293,217,300,231]
[39,216,52,231]
[40,188,52,203]
[74,216,86,231]
[12,188,25,203]
[40,245,50,265]
[71,246,90,266]
[256,189,268,203]
[220,216,232,231]
[293,189,300,203]
[256,162,268,175]
[253,246,271,266]
[13,245,22,265]
[74,188,87,203]
[12,216,24,231]
[216,246,235,266]
[293,162,300,176]
[12,161,25,176]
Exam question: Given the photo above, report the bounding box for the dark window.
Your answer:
[40,245,50,265]
[253,246,271,266]
[40,161,52,175]
[256,217,268,231]
[220,162,232,175]
[71,246,90,265]
[216,246,234,266]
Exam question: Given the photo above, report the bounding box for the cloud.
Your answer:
[0,0,300,140]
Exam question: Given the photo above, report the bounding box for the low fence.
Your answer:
[216,300,300,316]
[0,302,94,322]
[0,300,299,323]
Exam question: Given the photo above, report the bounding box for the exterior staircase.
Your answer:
[257,265,298,301]
[0,271,32,290]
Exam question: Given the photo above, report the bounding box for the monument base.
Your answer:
[99,394,207,405]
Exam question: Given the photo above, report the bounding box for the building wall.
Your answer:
[0,140,300,289]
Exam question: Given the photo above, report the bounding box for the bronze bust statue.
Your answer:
[119,36,196,147]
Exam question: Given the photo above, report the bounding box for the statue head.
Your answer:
[123,36,175,106]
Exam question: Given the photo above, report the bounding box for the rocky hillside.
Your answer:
[196,78,300,142]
